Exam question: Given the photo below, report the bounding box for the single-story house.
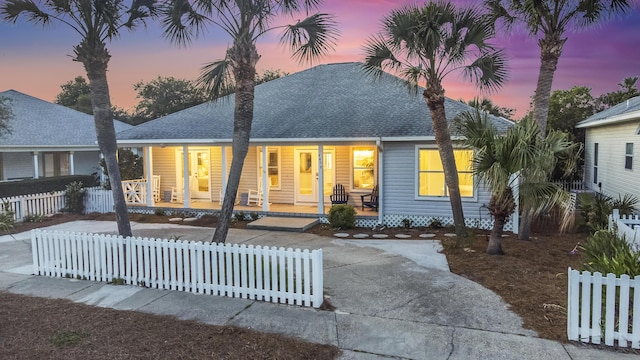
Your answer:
[576,95,640,201]
[0,90,132,181]
[116,62,514,229]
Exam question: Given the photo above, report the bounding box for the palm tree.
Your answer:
[2,0,158,237]
[362,1,508,238]
[160,0,338,243]
[485,0,632,136]
[455,110,579,254]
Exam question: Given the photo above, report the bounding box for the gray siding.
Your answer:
[73,151,101,176]
[382,142,492,219]
[584,121,640,200]
[2,152,34,179]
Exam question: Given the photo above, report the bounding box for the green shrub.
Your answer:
[327,204,356,229]
[580,230,640,276]
[153,208,165,216]
[401,218,413,229]
[0,175,96,198]
[63,182,87,215]
[235,211,246,222]
[578,193,638,233]
[428,217,443,228]
[99,149,143,189]
[0,202,15,233]
[23,213,46,223]
[250,212,259,221]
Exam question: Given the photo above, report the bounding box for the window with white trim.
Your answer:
[258,147,281,189]
[625,143,633,170]
[417,148,474,197]
[593,143,599,183]
[352,147,376,190]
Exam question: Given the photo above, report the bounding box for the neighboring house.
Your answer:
[116,62,514,229]
[577,95,640,201]
[0,90,132,181]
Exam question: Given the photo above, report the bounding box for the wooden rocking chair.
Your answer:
[361,185,379,211]
[330,184,349,205]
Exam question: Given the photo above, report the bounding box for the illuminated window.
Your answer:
[352,147,375,190]
[417,149,474,197]
[258,147,281,189]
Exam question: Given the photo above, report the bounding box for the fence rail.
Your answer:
[567,268,640,348]
[31,229,324,308]
[554,180,586,191]
[609,209,640,247]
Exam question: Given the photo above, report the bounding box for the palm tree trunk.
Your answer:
[212,42,259,244]
[423,86,466,239]
[518,207,532,241]
[532,34,566,136]
[487,214,505,255]
[78,41,132,237]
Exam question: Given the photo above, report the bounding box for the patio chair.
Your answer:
[247,187,263,206]
[361,185,379,211]
[170,187,183,203]
[152,175,161,203]
[330,184,349,205]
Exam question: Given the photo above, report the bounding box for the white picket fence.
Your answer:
[554,180,586,191]
[567,268,640,348]
[609,209,640,247]
[0,187,113,221]
[30,229,324,308]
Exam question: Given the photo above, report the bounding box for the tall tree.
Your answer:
[362,1,508,238]
[160,0,338,243]
[596,76,639,109]
[485,0,633,136]
[466,97,515,119]
[2,0,158,237]
[55,76,93,115]
[455,110,578,254]
[132,76,206,121]
[0,96,13,137]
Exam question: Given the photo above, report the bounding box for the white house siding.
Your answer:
[583,121,640,200]
[150,146,178,195]
[381,142,495,228]
[1,152,34,179]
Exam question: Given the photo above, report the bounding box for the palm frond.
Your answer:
[1,0,51,25]
[197,58,234,102]
[160,0,208,46]
[280,13,338,64]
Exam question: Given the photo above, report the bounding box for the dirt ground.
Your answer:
[0,212,610,352]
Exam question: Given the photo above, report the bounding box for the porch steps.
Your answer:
[247,217,318,232]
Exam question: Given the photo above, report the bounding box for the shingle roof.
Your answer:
[0,90,132,148]
[117,62,513,143]
[576,95,640,128]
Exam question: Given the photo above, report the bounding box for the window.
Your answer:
[43,152,69,177]
[352,147,375,190]
[258,147,281,189]
[417,148,474,198]
[593,143,598,183]
[625,143,633,170]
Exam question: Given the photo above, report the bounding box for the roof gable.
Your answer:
[117,62,513,142]
[0,89,132,147]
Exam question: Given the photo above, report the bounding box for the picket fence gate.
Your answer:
[31,229,324,308]
[567,268,640,348]
[609,209,640,247]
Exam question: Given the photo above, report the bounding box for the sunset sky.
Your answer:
[1,0,639,119]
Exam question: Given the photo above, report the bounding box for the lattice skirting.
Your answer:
[129,207,513,232]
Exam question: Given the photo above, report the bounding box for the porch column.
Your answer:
[99,153,106,185]
[221,146,228,199]
[317,145,324,214]
[182,145,190,208]
[69,151,75,175]
[32,152,39,179]
[261,145,269,212]
[377,139,383,225]
[145,146,153,206]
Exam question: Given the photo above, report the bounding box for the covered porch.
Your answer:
[121,142,382,221]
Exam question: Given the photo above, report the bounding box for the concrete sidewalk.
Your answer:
[0,221,633,359]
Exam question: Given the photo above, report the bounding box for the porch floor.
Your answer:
[134,200,379,217]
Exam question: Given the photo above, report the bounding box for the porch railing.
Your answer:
[122,179,147,205]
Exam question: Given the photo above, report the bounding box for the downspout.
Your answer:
[377,138,383,225]
[145,146,153,206]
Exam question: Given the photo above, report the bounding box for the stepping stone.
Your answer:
[372,234,389,239]
[183,217,198,222]
[169,218,183,222]
[395,234,411,239]
[334,233,349,238]
[444,233,457,237]
[353,233,370,239]
[419,233,436,238]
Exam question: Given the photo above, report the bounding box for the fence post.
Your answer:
[567,267,579,341]
[311,249,324,308]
